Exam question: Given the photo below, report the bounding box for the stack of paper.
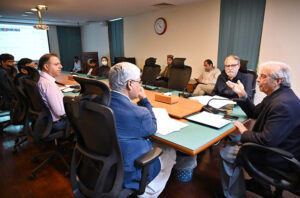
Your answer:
[152,108,188,135]
[185,111,231,129]
[189,95,236,109]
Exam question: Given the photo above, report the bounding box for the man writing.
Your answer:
[218,61,300,197]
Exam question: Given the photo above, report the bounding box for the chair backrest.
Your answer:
[238,143,300,196]
[114,57,136,65]
[168,65,192,91]
[0,66,15,110]
[23,66,40,82]
[73,76,111,106]
[64,89,125,197]
[173,58,186,68]
[141,58,161,85]
[240,69,257,100]
[22,77,53,139]
[144,57,156,66]
[239,59,248,72]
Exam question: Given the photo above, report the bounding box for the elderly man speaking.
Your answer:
[218,61,300,198]
[108,62,176,198]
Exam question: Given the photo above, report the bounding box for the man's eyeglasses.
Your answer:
[225,64,239,68]
[130,79,142,85]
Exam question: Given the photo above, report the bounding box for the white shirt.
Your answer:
[38,71,65,122]
[73,60,81,72]
[198,67,221,85]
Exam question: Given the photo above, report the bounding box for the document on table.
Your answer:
[61,87,74,92]
[153,108,188,135]
[189,95,236,109]
[185,111,231,129]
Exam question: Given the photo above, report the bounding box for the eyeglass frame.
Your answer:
[224,64,239,68]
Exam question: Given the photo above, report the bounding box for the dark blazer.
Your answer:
[239,87,300,168]
[0,66,13,109]
[84,65,99,76]
[98,65,110,78]
[109,91,160,190]
[212,70,253,100]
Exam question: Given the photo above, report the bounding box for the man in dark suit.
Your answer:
[0,53,15,110]
[218,61,300,198]
[85,59,99,76]
[212,55,253,100]
[108,62,176,198]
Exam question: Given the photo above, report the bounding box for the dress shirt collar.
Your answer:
[40,71,56,82]
[112,90,131,102]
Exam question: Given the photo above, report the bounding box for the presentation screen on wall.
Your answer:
[0,23,50,61]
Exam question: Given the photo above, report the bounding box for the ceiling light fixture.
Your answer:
[31,8,37,12]
[33,4,49,30]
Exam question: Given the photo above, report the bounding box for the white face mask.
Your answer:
[102,61,108,66]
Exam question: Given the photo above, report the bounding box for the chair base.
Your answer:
[29,146,70,180]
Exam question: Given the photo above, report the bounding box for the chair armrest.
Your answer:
[241,143,298,164]
[134,145,163,195]
[134,145,163,168]
[238,142,300,190]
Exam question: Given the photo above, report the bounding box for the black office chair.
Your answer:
[64,79,162,198]
[114,57,136,65]
[237,142,300,198]
[168,58,192,91]
[239,69,257,101]
[141,57,161,85]
[12,67,41,152]
[0,65,18,131]
[22,75,70,179]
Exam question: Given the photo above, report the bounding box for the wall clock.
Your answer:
[154,17,167,35]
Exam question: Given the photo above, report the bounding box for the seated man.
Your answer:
[97,56,110,78]
[72,56,82,73]
[108,62,176,198]
[218,61,300,198]
[14,58,37,87]
[155,55,173,87]
[193,59,221,96]
[0,53,15,109]
[212,55,253,99]
[85,59,99,76]
[38,53,67,131]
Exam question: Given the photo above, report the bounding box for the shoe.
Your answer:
[246,179,272,197]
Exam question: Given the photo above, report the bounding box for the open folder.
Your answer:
[185,111,231,129]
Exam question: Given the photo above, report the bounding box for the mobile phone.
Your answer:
[223,114,239,120]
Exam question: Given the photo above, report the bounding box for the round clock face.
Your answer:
[154,17,167,35]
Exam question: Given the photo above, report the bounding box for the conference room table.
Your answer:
[57,71,248,156]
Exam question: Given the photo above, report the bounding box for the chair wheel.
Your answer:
[28,174,36,180]
[64,171,70,177]
[32,157,39,163]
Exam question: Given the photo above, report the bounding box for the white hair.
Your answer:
[108,62,141,91]
[259,61,292,87]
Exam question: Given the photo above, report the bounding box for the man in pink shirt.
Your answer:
[38,53,66,131]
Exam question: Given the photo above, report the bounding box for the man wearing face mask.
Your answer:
[98,56,110,78]
[212,55,253,100]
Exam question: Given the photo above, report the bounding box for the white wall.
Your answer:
[48,25,60,58]
[256,0,300,103]
[81,22,110,64]
[123,0,220,77]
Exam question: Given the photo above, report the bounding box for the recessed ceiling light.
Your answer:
[31,8,37,11]
[22,14,29,16]
[25,11,34,14]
